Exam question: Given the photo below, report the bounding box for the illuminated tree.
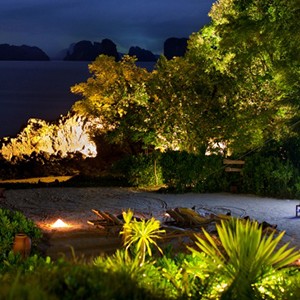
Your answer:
[146,56,210,152]
[71,1,300,156]
[71,55,151,152]
[184,0,300,153]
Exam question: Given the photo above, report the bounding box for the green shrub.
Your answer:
[0,208,42,264]
[189,218,300,299]
[113,152,164,187]
[11,257,171,300]
[0,272,55,300]
[242,154,300,198]
[160,151,227,192]
[157,253,216,299]
[254,267,300,300]
[113,151,228,192]
[1,216,300,300]
[94,250,170,300]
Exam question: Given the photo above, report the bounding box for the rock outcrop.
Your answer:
[128,46,157,62]
[163,37,188,60]
[0,44,49,60]
[64,39,119,61]
[0,112,102,161]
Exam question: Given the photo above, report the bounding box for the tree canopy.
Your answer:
[71,55,151,152]
[71,0,300,156]
[184,0,300,153]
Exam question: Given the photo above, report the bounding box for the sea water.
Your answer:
[0,61,155,138]
[0,61,90,138]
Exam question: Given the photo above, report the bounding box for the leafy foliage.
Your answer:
[71,55,151,151]
[113,151,228,192]
[242,154,299,198]
[160,151,227,192]
[189,218,300,299]
[0,208,42,264]
[113,152,164,187]
[67,0,300,158]
[0,214,300,299]
[185,1,300,154]
[120,209,165,265]
[159,253,216,299]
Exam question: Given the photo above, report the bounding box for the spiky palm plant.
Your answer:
[120,209,165,265]
[188,218,300,300]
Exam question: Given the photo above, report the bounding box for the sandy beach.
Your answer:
[1,187,300,258]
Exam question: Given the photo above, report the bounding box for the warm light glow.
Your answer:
[51,219,69,228]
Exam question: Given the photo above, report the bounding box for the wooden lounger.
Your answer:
[165,207,214,228]
[88,209,124,236]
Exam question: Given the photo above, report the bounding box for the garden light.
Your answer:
[51,219,70,228]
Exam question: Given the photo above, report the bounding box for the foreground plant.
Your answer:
[120,209,165,265]
[94,249,174,300]
[189,218,300,300]
[0,208,42,264]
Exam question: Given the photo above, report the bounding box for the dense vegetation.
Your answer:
[71,0,299,153]
[1,2,300,299]
[1,208,299,299]
[0,0,299,198]
[58,0,300,197]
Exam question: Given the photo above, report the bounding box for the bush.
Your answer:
[160,151,227,193]
[0,208,42,264]
[113,151,228,192]
[242,154,300,198]
[112,152,164,187]
[0,258,171,300]
[0,217,299,299]
[189,218,300,299]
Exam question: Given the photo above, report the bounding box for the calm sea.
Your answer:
[0,61,91,138]
[0,61,155,138]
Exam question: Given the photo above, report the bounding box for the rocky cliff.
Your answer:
[0,44,49,60]
[128,46,157,62]
[64,39,119,61]
[0,113,102,161]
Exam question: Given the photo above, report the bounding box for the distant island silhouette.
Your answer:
[0,44,49,61]
[0,37,188,61]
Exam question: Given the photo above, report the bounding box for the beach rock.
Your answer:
[0,112,102,161]
[0,44,49,61]
[64,39,119,61]
[164,37,188,60]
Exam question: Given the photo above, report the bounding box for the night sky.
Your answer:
[1,0,215,57]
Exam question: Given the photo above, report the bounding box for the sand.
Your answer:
[1,187,300,259]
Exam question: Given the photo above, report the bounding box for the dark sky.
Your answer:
[1,0,215,57]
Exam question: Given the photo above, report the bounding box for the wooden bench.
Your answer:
[223,159,245,193]
[223,159,245,173]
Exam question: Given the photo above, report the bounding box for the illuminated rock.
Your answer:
[0,112,102,161]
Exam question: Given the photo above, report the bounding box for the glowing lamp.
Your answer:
[51,219,69,228]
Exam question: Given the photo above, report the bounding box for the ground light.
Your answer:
[51,219,70,228]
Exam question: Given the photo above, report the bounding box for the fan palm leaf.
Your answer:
[120,210,165,265]
[189,218,300,299]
